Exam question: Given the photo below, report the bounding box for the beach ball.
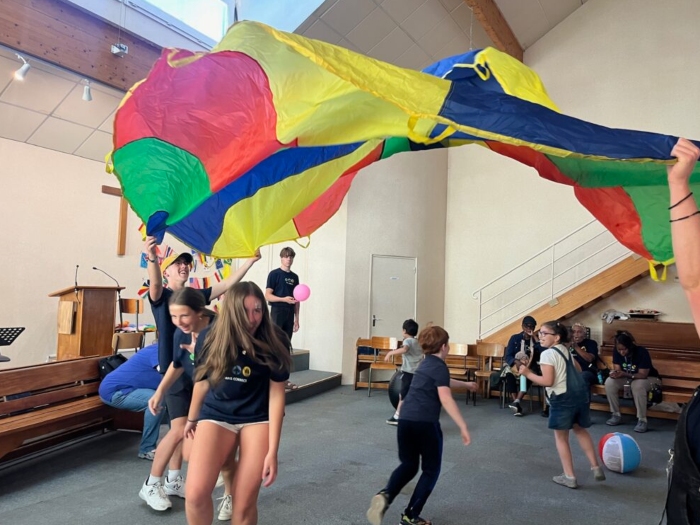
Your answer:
[293,284,311,302]
[599,432,641,473]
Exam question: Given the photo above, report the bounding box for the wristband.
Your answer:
[187,419,197,423]
[148,257,157,263]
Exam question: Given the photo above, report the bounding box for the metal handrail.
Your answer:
[471,219,599,300]
[472,220,632,338]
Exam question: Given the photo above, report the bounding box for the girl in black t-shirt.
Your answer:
[184,282,292,525]
[139,288,213,512]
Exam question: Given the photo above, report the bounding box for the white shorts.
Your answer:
[201,419,268,434]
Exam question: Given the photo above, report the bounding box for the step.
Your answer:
[286,369,341,405]
[291,350,310,372]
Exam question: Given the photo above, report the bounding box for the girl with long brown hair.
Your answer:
[184,281,292,525]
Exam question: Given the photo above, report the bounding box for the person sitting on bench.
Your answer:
[98,344,164,459]
[604,330,660,433]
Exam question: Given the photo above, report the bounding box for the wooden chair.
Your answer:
[368,336,399,397]
[119,298,144,331]
[447,343,472,404]
[354,337,373,390]
[472,342,505,405]
[111,332,145,355]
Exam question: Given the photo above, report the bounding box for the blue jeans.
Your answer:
[107,388,164,455]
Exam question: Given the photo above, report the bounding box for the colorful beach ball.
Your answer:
[599,432,642,473]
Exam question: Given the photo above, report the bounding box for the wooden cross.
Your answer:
[102,185,128,256]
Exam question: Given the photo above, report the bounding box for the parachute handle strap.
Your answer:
[648,258,674,282]
[294,236,311,249]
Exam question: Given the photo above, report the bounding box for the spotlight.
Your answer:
[14,54,30,80]
[82,80,92,102]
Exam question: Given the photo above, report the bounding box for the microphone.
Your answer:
[93,267,123,330]
[74,265,79,301]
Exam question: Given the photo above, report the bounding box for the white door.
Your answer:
[370,255,417,338]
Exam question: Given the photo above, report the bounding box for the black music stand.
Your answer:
[0,327,25,362]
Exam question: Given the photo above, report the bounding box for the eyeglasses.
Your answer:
[539,331,555,336]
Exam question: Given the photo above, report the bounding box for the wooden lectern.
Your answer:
[49,286,124,360]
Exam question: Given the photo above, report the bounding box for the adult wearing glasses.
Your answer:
[664,137,700,524]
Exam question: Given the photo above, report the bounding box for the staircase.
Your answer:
[286,350,341,404]
[481,256,652,346]
[472,220,656,346]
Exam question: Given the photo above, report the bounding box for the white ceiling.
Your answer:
[0,46,122,163]
[296,0,588,70]
[0,0,586,162]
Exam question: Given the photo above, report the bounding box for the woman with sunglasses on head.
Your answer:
[519,320,605,489]
[183,281,292,525]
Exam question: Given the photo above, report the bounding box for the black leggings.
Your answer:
[383,420,443,519]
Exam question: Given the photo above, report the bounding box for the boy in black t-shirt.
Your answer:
[367,326,476,525]
[265,246,300,340]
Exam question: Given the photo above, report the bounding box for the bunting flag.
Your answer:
[111,21,700,267]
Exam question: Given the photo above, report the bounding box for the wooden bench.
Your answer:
[0,356,137,463]
[589,319,700,419]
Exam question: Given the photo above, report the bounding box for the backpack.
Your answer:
[98,353,128,380]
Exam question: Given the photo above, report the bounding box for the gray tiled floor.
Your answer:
[0,386,675,524]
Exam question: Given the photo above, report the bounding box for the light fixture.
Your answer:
[82,80,92,102]
[14,54,30,80]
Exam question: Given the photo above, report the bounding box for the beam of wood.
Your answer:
[101,185,127,256]
[0,0,161,91]
[117,197,128,256]
[482,256,653,346]
[101,185,122,197]
[462,0,523,62]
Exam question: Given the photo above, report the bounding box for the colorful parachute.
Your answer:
[110,21,700,263]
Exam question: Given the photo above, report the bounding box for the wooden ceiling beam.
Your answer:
[0,0,161,91]
[462,0,523,62]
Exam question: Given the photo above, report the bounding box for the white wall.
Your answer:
[342,148,448,383]
[0,138,152,368]
[444,0,700,344]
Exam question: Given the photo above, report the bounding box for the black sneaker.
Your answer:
[386,416,399,426]
[513,404,524,417]
[400,513,432,525]
[541,407,549,418]
[367,492,389,525]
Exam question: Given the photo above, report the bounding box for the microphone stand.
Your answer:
[93,267,123,331]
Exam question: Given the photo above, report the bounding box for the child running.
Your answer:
[519,320,605,488]
[367,325,477,525]
[385,319,422,426]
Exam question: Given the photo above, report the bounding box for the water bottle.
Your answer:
[520,374,527,392]
[623,381,632,399]
[597,370,604,385]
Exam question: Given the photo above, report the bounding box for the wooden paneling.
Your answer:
[601,319,700,351]
[0,0,161,91]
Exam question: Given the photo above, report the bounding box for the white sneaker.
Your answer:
[215,472,225,488]
[139,480,172,511]
[217,494,232,521]
[164,475,185,498]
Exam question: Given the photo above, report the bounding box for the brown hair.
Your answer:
[280,247,296,258]
[196,282,292,385]
[418,325,449,355]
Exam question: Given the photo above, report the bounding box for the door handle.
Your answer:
[372,314,382,327]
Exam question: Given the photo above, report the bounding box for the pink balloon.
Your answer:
[293,284,311,302]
